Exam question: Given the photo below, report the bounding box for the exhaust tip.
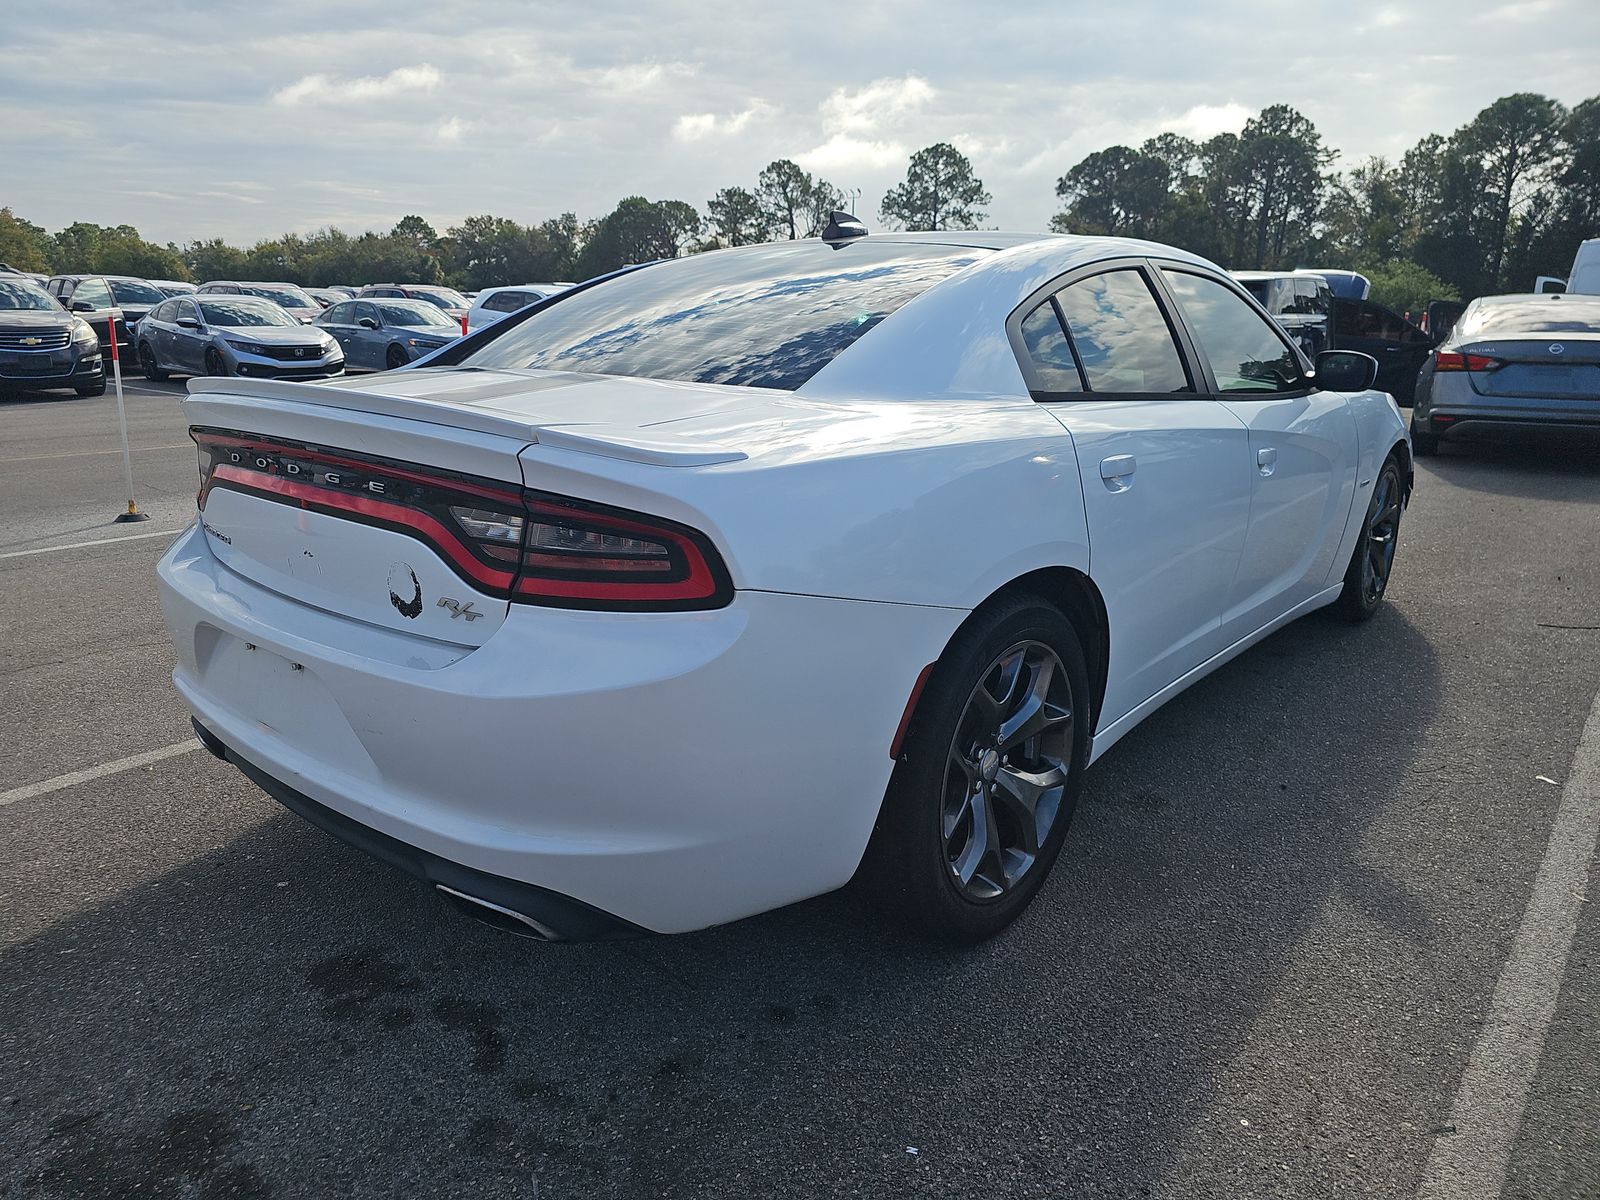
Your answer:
[435,883,561,941]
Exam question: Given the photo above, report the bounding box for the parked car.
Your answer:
[159,229,1407,943]
[1231,271,1333,356]
[326,285,358,298]
[1330,296,1437,403]
[150,279,197,297]
[313,297,462,370]
[136,295,343,381]
[304,287,344,309]
[0,275,105,396]
[0,264,51,286]
[45,273,165,358]
[1409,292,1600,455]
[1567,238,1600,294]
[355,283,471,324]
[195,281,322,323]
[465,283,573,331]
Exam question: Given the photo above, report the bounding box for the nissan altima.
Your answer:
[157,227,1409,943]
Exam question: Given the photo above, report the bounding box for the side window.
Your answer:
[324,302,352,324]
[1162,270,1303,393]
[1017,300,1084,392]
[1053,269,1190,394]
[152,300,173,322]
[354,302,381,326]
[72,278,112,308]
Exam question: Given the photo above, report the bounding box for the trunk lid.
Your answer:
[1461,334,1600,399]
[180,368,778,643]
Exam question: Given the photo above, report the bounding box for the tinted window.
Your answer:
[464,242,982,390]
[485,291,530,313]
[354,302,380,326]
[108,278,165,306]
[71,278,112,308]
[1018,300,1083,392]
[1053,269,1189,394]
[322,302,354,324]
[1163,271,1302,393]
[150,300,173,322]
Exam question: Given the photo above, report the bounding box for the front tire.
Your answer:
[204,348,227,377]
[863,595,1091,942]
[386,344,409,370]
[1335,455,1404,622]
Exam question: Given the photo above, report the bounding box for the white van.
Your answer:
[1568,238,1600,295]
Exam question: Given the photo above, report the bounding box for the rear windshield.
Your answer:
[460,241,984,390]
[1455,298,1600,339]
[244,285,316,309]
[413,287,468,309]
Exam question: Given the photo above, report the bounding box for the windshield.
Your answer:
[109,278,166,306]
[461,241,984,390]
[413,287,469,309]
[379,300,455,327]
[243,285,316,309]
[1455,298,1600,339]
[199,300,298,328]
[0,279,59,311]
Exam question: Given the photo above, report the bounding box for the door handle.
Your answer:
[1257,447,1277,477]
[1100,454,1136,492]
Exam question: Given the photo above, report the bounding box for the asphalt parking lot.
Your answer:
[2,377,1597,1199]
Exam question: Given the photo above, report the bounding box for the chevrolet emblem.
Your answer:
[21,336,41,346]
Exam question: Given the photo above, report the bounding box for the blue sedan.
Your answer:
[314,298,463,371]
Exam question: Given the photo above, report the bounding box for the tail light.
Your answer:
[192,429,732,610]
[1434,350,1502,372]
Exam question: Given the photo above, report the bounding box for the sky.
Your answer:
[3,0,1597,247]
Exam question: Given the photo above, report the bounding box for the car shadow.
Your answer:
[2,609,1439,1199]
[1422,438,1600,500]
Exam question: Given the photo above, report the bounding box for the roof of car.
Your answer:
[1230,270,1303,281]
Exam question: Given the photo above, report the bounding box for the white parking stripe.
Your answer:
[1415,687,1600,1199]
[0,528,185,560]
[0,741,200,809]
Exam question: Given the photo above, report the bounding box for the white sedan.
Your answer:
[157,229,1410,942]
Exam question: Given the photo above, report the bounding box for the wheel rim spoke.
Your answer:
[940,639,1076,903]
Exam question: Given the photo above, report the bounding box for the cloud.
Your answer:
[435,117,469,143]
[819,76,935,135]
[593,62,696,92]
[1168,102,1251,140]
[671,101,771,141]
[796,135,907,173]
[273,64,441,106]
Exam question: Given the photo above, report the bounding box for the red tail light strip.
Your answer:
[211,464,517,590]
[193,428,733,611]
[1434,350,1503,372]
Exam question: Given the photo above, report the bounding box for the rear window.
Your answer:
[109,278,165,306]
[1455,298,1600,340]
[460,241,984,390]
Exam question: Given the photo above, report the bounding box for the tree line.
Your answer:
[1,90,1594,315]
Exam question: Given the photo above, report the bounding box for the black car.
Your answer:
[1330,297,1439,403]
[45,274,166,360]
[0,276,105,396]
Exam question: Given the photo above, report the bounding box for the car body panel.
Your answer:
[160,232,1410,935]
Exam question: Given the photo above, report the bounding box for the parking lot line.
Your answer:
[0,528,185,560]
[0,741,199,809]
[0,443,191,465]
[1415,687,1600,1200]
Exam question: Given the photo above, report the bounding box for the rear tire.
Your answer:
[862,595,1091,943]
[386,344,409,370]
[139,342,168,382]
[1335,455,1404,622]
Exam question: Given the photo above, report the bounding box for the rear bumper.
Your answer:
[157,524,960,935]
[1421,405,1600,441]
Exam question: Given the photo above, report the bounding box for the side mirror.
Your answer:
[1314,349,1379,392]
[357,317,378,330]
[71,299,95,313]
[176,316,201,330]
